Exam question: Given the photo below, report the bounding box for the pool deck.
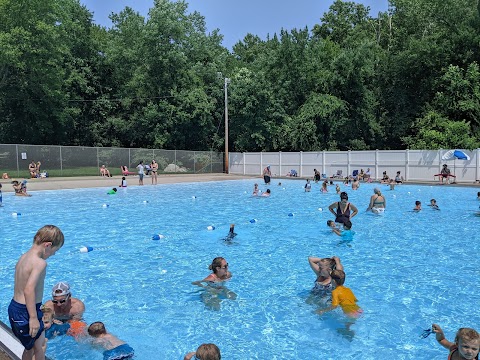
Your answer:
[0,173,254,193]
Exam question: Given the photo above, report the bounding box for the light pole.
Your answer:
[224,77,231,174]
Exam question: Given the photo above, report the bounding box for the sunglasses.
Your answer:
[52,295,70,304]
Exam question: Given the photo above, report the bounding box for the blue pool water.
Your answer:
[0,180,479,359]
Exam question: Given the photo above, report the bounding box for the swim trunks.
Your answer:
[263,175,271,184]
[103,343,134,360]
[8,299,44,350]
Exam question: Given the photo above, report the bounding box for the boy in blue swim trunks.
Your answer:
[88,322,134,360]
[8,225,64,360]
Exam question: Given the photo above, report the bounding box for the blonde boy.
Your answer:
[432,324,479,360]
[8,225,64,360]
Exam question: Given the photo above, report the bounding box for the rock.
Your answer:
[163,164,187,173]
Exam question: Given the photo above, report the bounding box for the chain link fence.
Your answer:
[0,144,224,177]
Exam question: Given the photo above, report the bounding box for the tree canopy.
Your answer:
[1,0,479,150]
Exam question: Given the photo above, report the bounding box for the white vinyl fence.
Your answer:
[229,149,480,183]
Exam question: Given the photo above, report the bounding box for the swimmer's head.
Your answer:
[340,192,348,201]
[266,189,271,194]
[88,322,107,337]
[112,188,117,192]
[327,220,335,228]
[374,187,381,195]
[40,306,54,330]
[415,201,421,206]
[122,177,126,180]
[209,257,227,274]
[454,328,480,359]
[195,343,221,360]
[343,220,352,230]
[430,199,437,204]
[331,269,346,286]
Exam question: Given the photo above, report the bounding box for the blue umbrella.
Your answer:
[441,149,471,181]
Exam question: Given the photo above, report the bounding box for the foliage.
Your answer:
[1,0,480,151]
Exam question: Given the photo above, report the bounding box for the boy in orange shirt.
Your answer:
[316,269,362,317]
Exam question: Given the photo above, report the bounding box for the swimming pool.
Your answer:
[1,180,479,359]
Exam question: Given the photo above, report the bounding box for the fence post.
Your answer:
[60,146,63,176]
[375,149,379,181]
[347,150,351,178]
[15,144,19,177]
[193,151,196,173]
[210,150,213,173]
[243,152,246,175]
[260,152,263,175]
[300,151,303,177]
[96,147,99,173]
[279,151,282,177]
[477,148,480,182]
[174,150,177,171]
[405,149,409,181]
[322,150,326,177]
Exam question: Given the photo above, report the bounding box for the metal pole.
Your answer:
[224,78,230,174]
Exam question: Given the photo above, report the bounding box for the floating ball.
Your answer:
[143,200,149,204]
[102,204,109,208]
[152,234,165,240]
[12,212,21,217]
[192,196,197,199]
[207,225,215,230]
[79,246,94,253]
[288,213,294,217]
[249,219,257,223]
[318,208,323,212]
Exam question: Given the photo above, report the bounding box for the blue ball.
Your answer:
[249,219,257,223]
[288,213,294,217]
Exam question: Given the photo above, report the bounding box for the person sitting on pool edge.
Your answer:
[44,282,85,323]
[184,343,221,360]
[432,324,479,360]
[88,321,134,360]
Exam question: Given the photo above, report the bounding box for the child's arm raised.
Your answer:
[432,324,455,350]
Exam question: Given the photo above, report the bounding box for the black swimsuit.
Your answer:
[335,202,351,224]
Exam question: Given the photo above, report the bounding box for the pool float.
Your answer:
[67,320,87,338]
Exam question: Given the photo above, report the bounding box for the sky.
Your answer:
[80,0,390,50]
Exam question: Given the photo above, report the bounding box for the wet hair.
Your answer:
[195,343,221,360]
[374,188,381,195]
[266,189,271,193]
[33,225,65,248]
[454,328,480,345]
[340,192,348,200]
[209,257,226,274]
[343,220,352,230]
[430,199,436,203]
[327,220,334,226]
[88,322,107,337]
[415,201,421,206]
[331,269,346,286]
[40,305,53,318]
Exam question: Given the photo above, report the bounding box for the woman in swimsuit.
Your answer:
[308,256,344,297]
[192,257,232,285]
[328,192,358,224]
[150,160,158,185]
[367,188,386,213]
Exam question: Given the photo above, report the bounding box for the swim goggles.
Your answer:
[420,327,434,339]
